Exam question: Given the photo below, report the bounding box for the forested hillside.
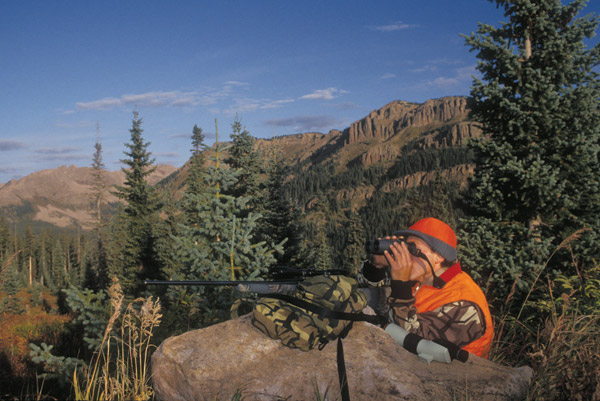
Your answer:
[160,96,480,267]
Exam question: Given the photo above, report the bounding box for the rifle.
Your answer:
[144,266,348,294]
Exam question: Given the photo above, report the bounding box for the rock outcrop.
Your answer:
[152,315,531,401]
[342,97,472,146]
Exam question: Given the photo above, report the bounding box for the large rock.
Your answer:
[152,315,531,401]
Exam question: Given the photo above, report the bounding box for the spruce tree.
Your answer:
[111,112,162,295]
[168,119,283,327]
[1,263,25,314]
[224,116,263,202]
[259,158,302,265]
[460,0,600,306]
[186,124,207,200]
[88,128,109,290]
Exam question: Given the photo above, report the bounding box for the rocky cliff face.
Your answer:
[342,97,471,146]
[255,96,478,172]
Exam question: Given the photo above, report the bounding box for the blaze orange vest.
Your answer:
[414,263,494,358]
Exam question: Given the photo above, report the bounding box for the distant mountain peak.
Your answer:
[0,164,177,231]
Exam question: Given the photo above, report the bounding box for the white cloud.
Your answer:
[411,65,438,73]
[300,87,348,101]
[223,98,262,115]
[260,98,295,110]
[223,96,295,115]
[429,77,459,87]
[425,64,477,88]
[372,21,416,32]
[72,82,302,118]
[77,97,122,110]
[380,73,396,79]
[224,81,249,87]
[456,65,477,80]
[76,89,218,111]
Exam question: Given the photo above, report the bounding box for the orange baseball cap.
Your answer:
[393,217,457,261]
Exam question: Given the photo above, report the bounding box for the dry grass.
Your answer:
[73,278,162,401]
[488,230,600,401]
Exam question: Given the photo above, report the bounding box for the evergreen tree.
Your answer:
[51,236,67,290]
[313,222,334,270]
[186,124,207,199]
[259,158,301,265]
[224,116,263,202]
[181,124,208,228]
[168,119,284,327]
[111,112,162,295]
[88,128,109,290]
[295,197,334,270]
[460,0,600,306]
[342,210,366,276]
[0,263,25,314]
[0,216,13,263]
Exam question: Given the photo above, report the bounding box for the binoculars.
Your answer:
[365,238,420,256]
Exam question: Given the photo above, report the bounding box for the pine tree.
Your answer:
[460,0,600,305]
[111,112,162,296]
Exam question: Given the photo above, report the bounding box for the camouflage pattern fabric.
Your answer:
[251,275,367,351]
[230,297,257,318]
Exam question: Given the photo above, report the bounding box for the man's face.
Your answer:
[405,236,437,281]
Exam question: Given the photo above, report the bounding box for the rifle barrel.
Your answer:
[144,280,298,286]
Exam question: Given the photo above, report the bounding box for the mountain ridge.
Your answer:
[0,96,480,232]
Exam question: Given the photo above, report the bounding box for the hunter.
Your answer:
[359,217,493,358]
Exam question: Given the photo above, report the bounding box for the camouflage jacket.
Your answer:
[358,261,487,350]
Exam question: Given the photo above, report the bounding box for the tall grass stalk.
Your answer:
[72,279,162,401]
[489,230,600,400]
[515,228,588,322]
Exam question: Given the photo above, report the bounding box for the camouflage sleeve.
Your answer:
[356,260,391,287]
[388,296,486,349]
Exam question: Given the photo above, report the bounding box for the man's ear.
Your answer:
[432,252,445,266]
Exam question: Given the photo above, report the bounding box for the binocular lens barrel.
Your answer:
[365,239,396,255]
[365,238,419,257]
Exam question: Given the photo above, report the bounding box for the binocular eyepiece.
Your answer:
[365,238,420,256]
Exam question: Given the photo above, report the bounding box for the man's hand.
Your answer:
[383,236,413,282]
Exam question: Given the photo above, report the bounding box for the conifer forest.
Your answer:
[1,1,599,400]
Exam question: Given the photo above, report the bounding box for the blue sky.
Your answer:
[1,1,598,183]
